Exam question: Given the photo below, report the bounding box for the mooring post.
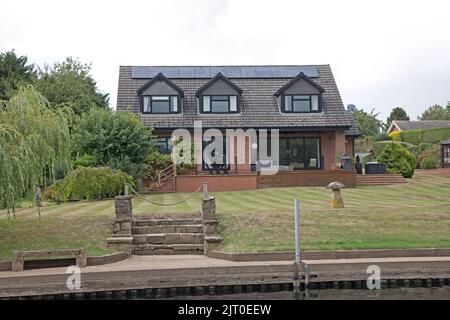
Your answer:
[293,198,301,293]
[203,182,208,200]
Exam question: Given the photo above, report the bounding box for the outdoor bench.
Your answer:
[12,248,87,272]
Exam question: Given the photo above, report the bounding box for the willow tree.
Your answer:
[0,86,72,216]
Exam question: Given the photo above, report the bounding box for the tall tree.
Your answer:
[0,50,36,100]
[36,57,109,115]
[418,104,450,120]
[386,107,410,129]
[71,108,154,179]
[352,108,384,137]
[0,86,72,214]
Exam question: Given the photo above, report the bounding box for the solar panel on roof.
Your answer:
[131,66,318,79]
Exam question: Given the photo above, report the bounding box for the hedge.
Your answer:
[400,126,450,145]
[373,141,418,157]
[44,166,134,201]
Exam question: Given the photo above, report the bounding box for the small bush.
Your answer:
[373,133,392,141]
[373,141,418,157]
[389,131,401,141]
[45,166,134,201]
[145,152,172,181]
[376,142,416,178]
[420,156,440,169]
[73,154,99,168]
[418,143,434,154]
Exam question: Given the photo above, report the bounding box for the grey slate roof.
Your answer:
[131,65,319,79]
[392,120,450,132]
[117,65,358,135]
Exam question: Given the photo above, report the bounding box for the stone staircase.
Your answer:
[107,191,222,256]
[131,218,205,255]
[356,174,407,186]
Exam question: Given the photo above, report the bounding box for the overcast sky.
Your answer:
[1,0,449,121]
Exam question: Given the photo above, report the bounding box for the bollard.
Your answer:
[203,182,208,200]
[293,198,301,293]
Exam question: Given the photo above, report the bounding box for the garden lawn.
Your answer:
[0,171,449,260]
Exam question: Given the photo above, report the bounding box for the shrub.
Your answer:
[373,141,418,157]
[418,143,434,154]
[73,154,98,168]
[420,156,440,169]
[376,142,416,178]
[71,108,154,177]
[389,131,401,141]
[44,166,133,201]
[145,151,172,181]
[373,133,392,141]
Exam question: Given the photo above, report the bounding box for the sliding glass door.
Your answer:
[279,137,321,169]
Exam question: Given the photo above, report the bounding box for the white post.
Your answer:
[293,198,301,293]
[294,198,300,264]
[124,183,129,196]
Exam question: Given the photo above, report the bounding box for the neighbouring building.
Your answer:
[117,65,359,191]
[387,120,450,134]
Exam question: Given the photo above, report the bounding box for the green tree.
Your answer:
[71,108,153,179]
[386,107,409,130]
[0,51,36,100]
[36,57,109,115]
[376,142,416,178]
[418,104,450,120]
[0,86,72,214]
[352,108,384,137]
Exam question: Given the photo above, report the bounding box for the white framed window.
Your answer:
[201,95,239,113]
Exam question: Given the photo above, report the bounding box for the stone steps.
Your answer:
[133,233,204,245]
[132,224,204,234]
[130,217,207,255]
[133,244,204,255]
[356,174,407,186]
[133,218,202,226]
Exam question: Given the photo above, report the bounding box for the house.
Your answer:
[387,120,450,134]
[117,65,359,191]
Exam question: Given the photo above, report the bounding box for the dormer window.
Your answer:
[275,72,325,114]
[283,94,320,113]
[137,72,184,114]
[196,73,243,114]
[202,95,238,113]
[142,95,179,114]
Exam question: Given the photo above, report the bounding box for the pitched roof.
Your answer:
[195,72,243,96]
[274,72,325,96]
[117,64,356,131]
[389,120,450,132]
[136,72,184,96]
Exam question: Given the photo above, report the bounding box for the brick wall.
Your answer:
[257,170,356,188]
[175,174,258,192]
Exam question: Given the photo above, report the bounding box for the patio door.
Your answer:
[289,138,306,169]
[202,136,228,170]
[278,137,321,169]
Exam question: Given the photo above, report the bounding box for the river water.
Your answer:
[160,287,450,300]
